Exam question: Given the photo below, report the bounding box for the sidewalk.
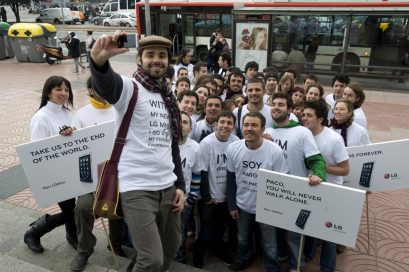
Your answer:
[1,52,409,271]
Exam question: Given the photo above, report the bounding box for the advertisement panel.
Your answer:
[16,121,115,207]
[235,22,269,71]
[344,139,409,191]
[256,169,366,247]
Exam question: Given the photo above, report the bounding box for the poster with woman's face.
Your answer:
[235,22,269,71]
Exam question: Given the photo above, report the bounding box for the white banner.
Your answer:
[344,139,409,191]
[256,169,365,247]
[16,121,116,207]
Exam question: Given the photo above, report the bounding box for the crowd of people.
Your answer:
[23,31,371,272]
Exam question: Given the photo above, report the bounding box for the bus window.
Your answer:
[128,0,135,9]
[196,14,219,37]
[111,3,118,12]
[221,14,232,38]
[120,0,127,10]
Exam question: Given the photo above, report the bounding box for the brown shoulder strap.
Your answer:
[110,82,138,164]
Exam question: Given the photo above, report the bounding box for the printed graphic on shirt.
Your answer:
[147,99,171,148]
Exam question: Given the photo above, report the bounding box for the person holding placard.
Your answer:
[264,92,327,272]
[226,112,289,271]
[23,76,78,253]
[192,111,239,268]
[70,77,124,271]
[330,99,370,147]
[302,101,350,272]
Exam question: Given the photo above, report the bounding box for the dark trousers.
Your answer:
[193,201,237,261]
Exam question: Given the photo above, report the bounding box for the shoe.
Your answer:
[278,255,288,262]
[24,214,52,253]
[290,269,298,272]
[107,244,126,257]
[304,255,313,262]
[213,250,233,265]
[228,260,249,271]
[336,245,346,254]
[192,256,203,268]
[70,250,93,271]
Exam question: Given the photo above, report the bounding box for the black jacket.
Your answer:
[67,37,81,58]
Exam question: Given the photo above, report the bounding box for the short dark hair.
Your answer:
[246,77,265,90]
[219,53,232,66]
[177,90,199,106]
[304,73,319,84]
[216,111,236,124]
[244,61,259,73]
[304,101,329,126]
[264,72,279,83]
[272,92,293,109]
[180,111,192,127]
[177,67,188,77]
[228,69,245,84]
[175,77,190,88]
[165,66,174,80]
[193,62,207,75]
[332,73,350,87]
[243,111,266,128]
[263,66,279,75]
[205,95,223,108]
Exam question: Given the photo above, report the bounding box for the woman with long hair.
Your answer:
[173,47,194,82]
[23,76,78,253]
[277,74,294,95]
[330,99,370,147]
[343,82,367,128]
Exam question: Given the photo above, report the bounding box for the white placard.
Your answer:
[344,139,409,191]
[16,121,116,207]
[256,169,365,247]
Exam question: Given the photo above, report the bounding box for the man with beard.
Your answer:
[226,112,289,271]
[221,70,245,101]
[264,92,326,272]
[90,32,185,272]
[233,78,273,139]
[192,96,223,142]
[193,111,239,268]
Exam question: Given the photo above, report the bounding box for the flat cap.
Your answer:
[138,35,172,50]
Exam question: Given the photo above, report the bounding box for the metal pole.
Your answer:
[60,0,65,25]
[144,0,151,36]
[340,15,352,74]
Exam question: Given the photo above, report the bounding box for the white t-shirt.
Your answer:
[226,139,289,214]
[200,132,239,202]
[325,94,335,120]
[30,101,73,142]
[193,118,215,142]
[114,78,176,192]
[330,121,370,147]
[72,103,117,129]
[314,127,349,185]
[353,107,367,128]
[264,125,320,177]
[173,63,194,83]
[233,104,273,137]
[179,138,204,193]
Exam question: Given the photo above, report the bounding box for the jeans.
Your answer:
[320,240,336,272]
[236,208,281,272]
[288,231,305,270]
[176,204,192,261]
[193,201,236,261]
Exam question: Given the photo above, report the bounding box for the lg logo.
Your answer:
[384,173,398,179]
[325,221,342,230]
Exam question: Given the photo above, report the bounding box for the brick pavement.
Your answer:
[1,53,409,271]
